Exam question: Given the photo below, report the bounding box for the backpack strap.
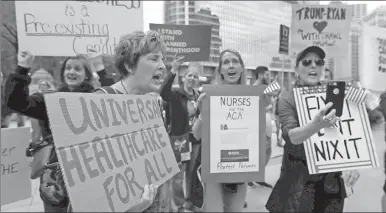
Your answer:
[94,86,118,94]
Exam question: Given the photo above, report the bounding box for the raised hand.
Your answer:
[18,50,35,68]
[170,53,185,74]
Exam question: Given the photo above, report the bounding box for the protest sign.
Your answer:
[44,93,179,212]
[360,24,386,92]
[1,127,31,206]
[15,1,143,56]
[291,4,352,57]
[149,23,212,62]
[279,24,290,55]
[201,85,267,183]
[293,85,379,174]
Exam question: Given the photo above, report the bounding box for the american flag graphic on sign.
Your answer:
[263,81,281,94]
[345,86,367,104]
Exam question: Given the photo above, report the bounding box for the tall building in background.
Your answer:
[164,1,221,63]
[165,1,294,87]
[363,5,386,28]
[350,4,367,81]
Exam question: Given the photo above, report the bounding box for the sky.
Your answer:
[142,1,386,31]
[320,1,386,13]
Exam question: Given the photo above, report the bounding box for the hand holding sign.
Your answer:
[170,53,185,74]
[80,48,105,73]
[342,170,360,187]
[140,184,159,210]
[18,50,35,68]
[197,92,207,114]
[312,102,339,129]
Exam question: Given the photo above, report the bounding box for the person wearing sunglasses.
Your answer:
[265,46,360,212]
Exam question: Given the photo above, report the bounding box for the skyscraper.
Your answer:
[363,5,386,28]
[164,1,221,63]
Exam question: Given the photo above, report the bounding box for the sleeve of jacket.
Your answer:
[159,72,177,102]
[278,90,299,145]
[5,66,49,121]
[96,69,115,86]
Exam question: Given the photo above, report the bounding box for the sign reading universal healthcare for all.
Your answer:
[293,85,379,174]
[291,4,352,57]
[15,1,143,56]
[44,93,179,212]
[149,23,212,62]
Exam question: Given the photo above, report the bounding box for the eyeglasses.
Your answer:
[301,59,325,67]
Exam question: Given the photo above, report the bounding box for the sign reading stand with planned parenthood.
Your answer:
[44,93,179,212]
[293,85,379,174]
[15,1,143,56]
[149,23,212,62]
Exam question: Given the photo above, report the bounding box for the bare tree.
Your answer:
[1,23,18,52]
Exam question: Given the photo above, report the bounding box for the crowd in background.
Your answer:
[1,29,386,213]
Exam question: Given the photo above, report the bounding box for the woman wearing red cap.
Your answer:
[265,46,360,212]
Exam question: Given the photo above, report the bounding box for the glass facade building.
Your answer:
[195,1,293,70]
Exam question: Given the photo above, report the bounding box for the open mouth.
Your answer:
[152,72,162,80]
[308,71,318,77]
[66,73,78,81]
[228,71,237,77]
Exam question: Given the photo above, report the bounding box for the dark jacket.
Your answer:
[160,72,199,137]
[378,91,386,176]
[266,84,345,213]
[5,65,103,208]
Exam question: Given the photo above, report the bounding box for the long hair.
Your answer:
[59,56,93,86]
[214,49,246,85]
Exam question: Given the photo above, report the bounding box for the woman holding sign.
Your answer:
[5,47,159,212]
[159,58,201,212]
[192,49,248,212]
[93,31,171,212]
[265,46,360,212]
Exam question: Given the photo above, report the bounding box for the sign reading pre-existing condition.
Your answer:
[15,1,143,56]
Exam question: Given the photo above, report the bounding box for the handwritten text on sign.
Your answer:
[209,96,260,173]
[291,5,352,57]
[1,127,31,206]
[44,93,179,212]
[293,86,379,174]
[149,24,212,62]
[15,1,143,56]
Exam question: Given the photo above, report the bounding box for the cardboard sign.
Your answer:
[279,24,290,55]
[291,4,352,57]
[149,23,212,62]
[1,127,31,206]
[201,85,267,183]
[15,1,143,56]
[293,85,379,174]
[360,24,386,92]
[44,93,179,212]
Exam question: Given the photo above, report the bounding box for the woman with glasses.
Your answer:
[265,46,360,212]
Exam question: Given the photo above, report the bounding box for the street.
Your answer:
[1,121,385,212]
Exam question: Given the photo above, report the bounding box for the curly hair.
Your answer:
[214,49,246,85]
[114,31,166,77]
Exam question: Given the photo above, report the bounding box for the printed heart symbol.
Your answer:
[313,21,328,34]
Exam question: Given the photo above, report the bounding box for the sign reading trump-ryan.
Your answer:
[45,93,179,212]
[291,4,352,57]
[293,85,379,174]
[149,23,212,62]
